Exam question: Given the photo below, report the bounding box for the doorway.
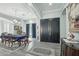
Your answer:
[26,23,36,38]
[32,23,36,38]
[26,24,30,38]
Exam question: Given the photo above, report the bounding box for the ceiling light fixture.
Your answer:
[49,3,52,6]
[13,19,18,23]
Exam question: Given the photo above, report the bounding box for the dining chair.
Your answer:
[19,32,28,46]
[20,37,28,46]
[4,33,12,46]
[1,33,6,44]
[10,35,16,47]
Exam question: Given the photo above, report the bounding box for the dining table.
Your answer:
[0,34,30,47]
[0,34,28,41]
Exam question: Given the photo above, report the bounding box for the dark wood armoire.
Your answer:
[40,18,60,43]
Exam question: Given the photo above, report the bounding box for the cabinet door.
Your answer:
[40,19,49,42]
[40,18,60,43]
[51,18,60,43]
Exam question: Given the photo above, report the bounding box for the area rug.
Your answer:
[29,47,55,56]
[0,42,24,51]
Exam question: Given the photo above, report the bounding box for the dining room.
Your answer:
[0,3,67,56]
[0,3,39,55]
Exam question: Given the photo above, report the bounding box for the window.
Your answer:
[0,17,14,35]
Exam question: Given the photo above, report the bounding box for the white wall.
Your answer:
[20,20,26,33]
[60,9,66,38]
[42,9,62,19]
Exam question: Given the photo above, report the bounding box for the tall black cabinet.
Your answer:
[40,18,60,43]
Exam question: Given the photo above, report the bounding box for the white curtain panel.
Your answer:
[0,17,14,35]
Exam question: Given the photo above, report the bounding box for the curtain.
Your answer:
[0,17,14,35]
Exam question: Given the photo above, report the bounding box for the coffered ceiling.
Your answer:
[0,3,37,20]
[0,3,67,21]
[33,3,66,12]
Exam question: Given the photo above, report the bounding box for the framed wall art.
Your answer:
[68,3,79,32]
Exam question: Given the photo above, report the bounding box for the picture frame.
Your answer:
[14,25,19,30]
[70,16,79,32]
[68,3,79,32]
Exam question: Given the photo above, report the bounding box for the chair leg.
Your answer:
[24,41,27,46]
[5,41,6,45]
[18,41,21,47]
[8,41,10,47]
[11,42,13,47]
[1,40,4,43]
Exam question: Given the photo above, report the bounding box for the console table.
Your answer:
[61,38,79,56]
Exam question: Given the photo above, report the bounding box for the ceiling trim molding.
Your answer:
[42,9,62,14]
[27,3,41,19]
[60,3,69,15]
[0,12,24,22]
[0,3,39,21]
